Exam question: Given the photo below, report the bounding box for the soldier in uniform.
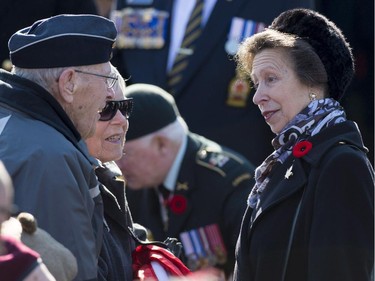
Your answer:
[116,83,255,278]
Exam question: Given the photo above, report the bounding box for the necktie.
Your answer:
[168,0,204,95]
[157,185,171,231]
[158,185,171,202]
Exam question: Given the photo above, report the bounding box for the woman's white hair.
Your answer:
[111,65,126,99]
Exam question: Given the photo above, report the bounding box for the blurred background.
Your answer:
[316,0,374,165]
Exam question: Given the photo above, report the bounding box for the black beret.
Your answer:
[269,8,354,101]
[124,84,180,141]
[9,14,117,68]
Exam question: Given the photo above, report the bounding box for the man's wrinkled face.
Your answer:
[71,62,116,139]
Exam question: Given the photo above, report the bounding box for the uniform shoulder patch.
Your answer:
[196,146,232,177]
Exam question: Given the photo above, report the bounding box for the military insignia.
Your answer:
[196,147,236,177]
[224,39,239,56]
[197,149,207,159]
[126,0,153,4]
[208,153,229,168]
[179,224,227,271]
[111,8,169,49]
[285,164,294,179]
[180,232,200,270]
[227,74,251,107]
[176,182,189,191]
[226,17,263,105]
[114,175,125,182]
[225,17,266,55]
[232,173,252,186]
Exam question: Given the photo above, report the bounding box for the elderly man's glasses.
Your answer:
[99,99,134,121]
[74,69,118,89]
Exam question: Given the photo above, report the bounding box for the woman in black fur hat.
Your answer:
[233,8,374,281]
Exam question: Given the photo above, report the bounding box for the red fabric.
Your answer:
[132,244,191,280]
[167,195,187,214]
[0,235,40,281]
[292,140,313,158]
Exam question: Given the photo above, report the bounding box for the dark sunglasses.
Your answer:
[99,99,134,121]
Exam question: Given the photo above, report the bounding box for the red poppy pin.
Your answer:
[167,195,187,215]
[292,141,313,158]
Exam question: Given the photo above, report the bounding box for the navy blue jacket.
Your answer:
[96,162,135,281]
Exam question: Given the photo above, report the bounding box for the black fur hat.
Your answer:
[269,8,354,101]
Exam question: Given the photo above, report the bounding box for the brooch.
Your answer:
[292,140,313,158]
[285,140,313,180]
[285,165,294,179]
[168,195,187,215]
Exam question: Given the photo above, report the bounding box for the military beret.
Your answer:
[124,84,180,141]
[9,14,117,69]
[269,8,354,101]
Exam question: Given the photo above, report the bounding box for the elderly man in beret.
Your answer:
[0,14,117,281]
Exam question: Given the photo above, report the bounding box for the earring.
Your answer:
[309,93,317,101]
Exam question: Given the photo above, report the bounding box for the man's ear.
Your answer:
[58,68,76,103]
[153,135,168,155]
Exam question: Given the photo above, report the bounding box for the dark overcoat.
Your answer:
[96,162,136,281]
[234,121,374,281]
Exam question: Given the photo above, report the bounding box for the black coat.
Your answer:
[96,162,135,281]
[233,121,374,281]
[112,0,315,166]
[126,133,255,275]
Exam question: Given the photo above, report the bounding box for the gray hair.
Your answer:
[136,116,188,146]
[12,66,67,95]
[11,65,96,96]
[158,116,188,143]
[111,65,126,99]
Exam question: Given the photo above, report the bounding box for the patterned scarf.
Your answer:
[248,98,346,209]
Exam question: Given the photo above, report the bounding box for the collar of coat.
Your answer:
[251,120,368,224]
[302,121,368,167]
[0,70,95,162]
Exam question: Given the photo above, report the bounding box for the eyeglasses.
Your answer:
[99,99,134,121]
[74,69,118,89]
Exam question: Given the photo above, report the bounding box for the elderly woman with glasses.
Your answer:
[84,66,138,281]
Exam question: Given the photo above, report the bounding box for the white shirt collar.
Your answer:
[163,135,188,192]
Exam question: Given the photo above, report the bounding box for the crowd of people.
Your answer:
[0,2,373,281]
